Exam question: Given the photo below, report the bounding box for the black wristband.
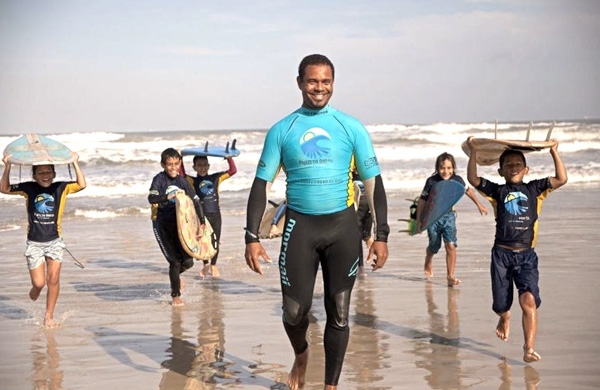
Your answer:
[244,228,260,244]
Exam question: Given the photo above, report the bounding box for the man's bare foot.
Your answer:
[523,347,541,363]
[495,314,510,341]
[211,265,220,278]
[172,296,184,307]
[424,259,433,278]
[199,264,211,278]
[29,287,42,301]
[287,349,309,390]
[447,276,461,286]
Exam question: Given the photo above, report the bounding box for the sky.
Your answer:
[0,0,599,134]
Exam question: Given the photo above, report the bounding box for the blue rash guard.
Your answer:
[256,105,381,215]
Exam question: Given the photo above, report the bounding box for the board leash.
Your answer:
[64,246,85,269]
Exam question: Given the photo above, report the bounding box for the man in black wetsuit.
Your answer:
[244,54,389,390]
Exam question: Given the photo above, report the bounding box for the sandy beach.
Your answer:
[0,185,599,390]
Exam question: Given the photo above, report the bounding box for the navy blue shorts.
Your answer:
[490,246,541,313]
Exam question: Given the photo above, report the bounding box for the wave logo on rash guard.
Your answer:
[166,185,180,203]
[300,128,331,158]
[34,193,55,213]
[504,191,528,215]
[198,180,215,196]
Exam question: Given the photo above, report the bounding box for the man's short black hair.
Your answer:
[298,54,335,80]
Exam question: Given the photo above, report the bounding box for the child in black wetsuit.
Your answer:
[148,148,205,306]
[187,155,236,278]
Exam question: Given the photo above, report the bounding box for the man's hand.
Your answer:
[244,242,271,275]
[367,241,389,271]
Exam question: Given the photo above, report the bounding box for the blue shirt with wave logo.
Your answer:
[257,105,380,215]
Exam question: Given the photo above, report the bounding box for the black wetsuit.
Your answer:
[148,171,204,297]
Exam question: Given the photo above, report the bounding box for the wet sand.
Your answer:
[0,186,599,389]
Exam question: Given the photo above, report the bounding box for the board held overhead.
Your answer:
[462,121,556,166]
[181,139,241,159]
[3,134,75,165]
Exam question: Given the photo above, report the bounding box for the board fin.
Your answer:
[494,119,498,139]
[225,141,230,153]
[231,139,237,150]
[204,141,209,152]
[525,121,532,141]
[545,122,555,141]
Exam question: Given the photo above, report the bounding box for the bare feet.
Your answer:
[29,287,42,301]
[424,258,433,278]
[495,313,510,341]
[199,264,211,278]
[287,349,309,390]
[447,276,461,287]
[523,347,541,363]
[211,265,220,278]
[172,296,184,307]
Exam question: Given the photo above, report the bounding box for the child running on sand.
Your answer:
[149,148,206,306]
[1,153,86,327]
[417,152,488,286]
[466,138,567,363]
[186,155,236,278]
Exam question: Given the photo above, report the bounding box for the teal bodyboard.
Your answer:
[418,180,466,233]
[3,134,74,165]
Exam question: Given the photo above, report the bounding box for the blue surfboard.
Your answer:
[417,179,466,234]
[181,139,241,158]
[3,134,74,165]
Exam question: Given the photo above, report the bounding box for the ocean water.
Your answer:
[1,119,598,231]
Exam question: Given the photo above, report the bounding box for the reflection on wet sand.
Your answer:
[159,283,227,389]
[347,273,388,389]
[31,329,63,390]
[497,360,540,390]
[195,284,227,384]
[414,282,462,388]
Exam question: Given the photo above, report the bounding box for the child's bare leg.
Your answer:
[199,261,210,278]
[520,292,541,362]
[495,311,510,341]
[445,242,460,286]
[287,348,309,390]
[424,248,434,277]
[44,259,62,327]
[28,264,46,301]
[211,265,220,278]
